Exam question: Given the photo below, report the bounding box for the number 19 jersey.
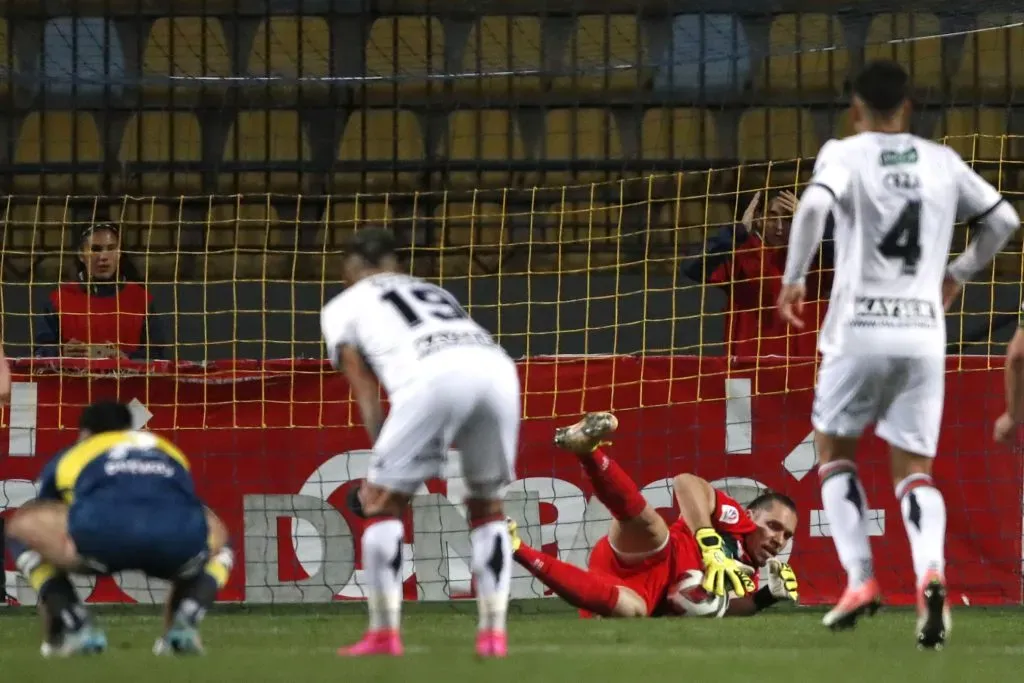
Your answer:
[321,273,500,395]
[811,132,1003,357]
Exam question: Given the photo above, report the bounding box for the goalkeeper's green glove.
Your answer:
[767,558,799,603]
[695,527,753,597]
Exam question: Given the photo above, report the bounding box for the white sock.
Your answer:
[819,461,874,588]
[896,474,946,586]
[470,520,511,633]
[362,518,404,632]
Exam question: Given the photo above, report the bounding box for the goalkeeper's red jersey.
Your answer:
[580,489,760,618]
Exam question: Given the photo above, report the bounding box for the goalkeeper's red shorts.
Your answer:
[579,526,703,618]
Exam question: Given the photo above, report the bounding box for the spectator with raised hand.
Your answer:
[33,222,167,361]
[683,189,833,360]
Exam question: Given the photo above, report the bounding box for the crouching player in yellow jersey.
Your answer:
[4,401,234,657]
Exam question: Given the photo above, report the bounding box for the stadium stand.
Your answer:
[2,6,1024,620]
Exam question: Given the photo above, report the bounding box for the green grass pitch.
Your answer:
[1,604,1022,683]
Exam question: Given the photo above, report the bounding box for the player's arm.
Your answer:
[781,185,836,288]
[672,473,751,597]
[672,473,716,531]
[779,141,848,327]
[945,157,1019,303]
[321,301,383,442]
[0,345,10,404]
[1007,324,1024,423]
[339,344,384,443]
[994,318,1024,444]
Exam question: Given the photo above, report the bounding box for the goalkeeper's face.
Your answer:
[745,502,798,566]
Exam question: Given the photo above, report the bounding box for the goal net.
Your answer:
[1,9,1023,608]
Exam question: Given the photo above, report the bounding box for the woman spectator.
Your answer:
[683,190,834,360]
[34,222,166,360]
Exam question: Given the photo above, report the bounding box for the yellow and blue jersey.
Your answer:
[36,431,199,509]
[36,431,210,579]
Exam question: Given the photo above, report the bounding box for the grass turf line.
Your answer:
[1,608,1022,683]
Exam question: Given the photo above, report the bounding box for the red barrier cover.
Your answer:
[0,356,1019,606]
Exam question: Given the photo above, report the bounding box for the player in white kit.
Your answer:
[320,228,521,658]
[776,61,1019,649]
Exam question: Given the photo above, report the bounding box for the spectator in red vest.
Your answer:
[684,191,833,360]
[34,223,166,360]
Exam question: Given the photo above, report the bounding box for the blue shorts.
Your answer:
[68,500,210,581]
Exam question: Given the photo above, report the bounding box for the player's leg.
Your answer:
[454,359,519,657]
[812,355,885,630]
[554,412,669,557]
[338,388,447,657]
[877,356,949,650]
[508,521,647,618]
[5,501,105,657]
[154,506,235,656]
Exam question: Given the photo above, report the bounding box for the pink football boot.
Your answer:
[475,630,508,658]
[337,629,403,657]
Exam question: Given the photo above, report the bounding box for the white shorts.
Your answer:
[368,347,521,498]
[811,354,944,457]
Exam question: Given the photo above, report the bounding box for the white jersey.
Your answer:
[811,132,1003,357]
[320,273,501,395]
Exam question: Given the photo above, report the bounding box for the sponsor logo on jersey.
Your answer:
[851,296,937,328]
[103,459,177,478]
[414,331,495,358]
[719,505,740,525]
[883,171,920,191]
[880,148,918,166]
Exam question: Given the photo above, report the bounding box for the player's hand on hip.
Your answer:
[941,275,962,312]
[993,412,1018,446]
[767,558,799,603]
[695,528,751,597]
[776,284,806,329]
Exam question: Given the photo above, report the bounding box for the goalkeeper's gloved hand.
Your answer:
[767,558,799,603]
[695,528,753,597]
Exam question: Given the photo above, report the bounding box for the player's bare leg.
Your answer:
[154,508,235,656]
[337,483,408,657]
[554,412,670,556]
[508,519,647,617]
[5,501,106,656]
[890,446,950,650]
[816,433,882,631]
[466,498,512,657]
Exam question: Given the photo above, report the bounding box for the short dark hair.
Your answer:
[79,401,133,434]
[78,222,120,247]
[850,60,909,116]
[748,491,798,515]
[344,227,397,267]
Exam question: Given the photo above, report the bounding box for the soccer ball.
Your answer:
[665,569,729,618]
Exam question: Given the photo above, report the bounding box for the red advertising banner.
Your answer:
[0,356,1019,607]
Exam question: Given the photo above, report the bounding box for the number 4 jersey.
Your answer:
[321,273,504,395]
[810,132,1004,357]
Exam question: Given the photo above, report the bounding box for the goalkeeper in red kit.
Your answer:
[510,412,800,617]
